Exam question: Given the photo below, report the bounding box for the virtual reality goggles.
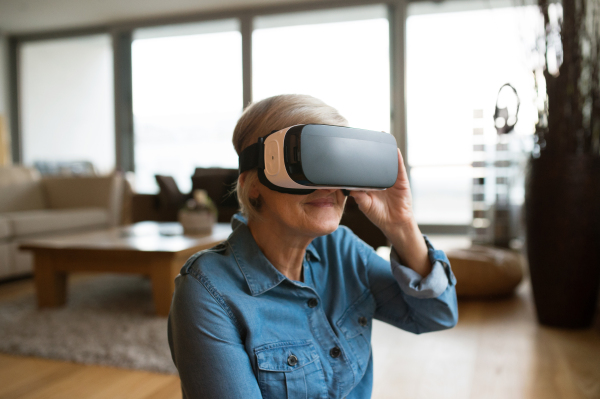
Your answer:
[238,124,398,195]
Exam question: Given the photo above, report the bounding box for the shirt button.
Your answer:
[358,316,368,327]
[287,354,298,366]
[330,347,341,358]
[307,298,318,308]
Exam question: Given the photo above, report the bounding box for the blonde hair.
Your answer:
[232,94,348,221]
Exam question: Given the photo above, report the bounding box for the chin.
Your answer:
[304,208,342,236]
[312,221,339,236]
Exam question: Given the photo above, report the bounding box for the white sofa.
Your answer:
[0,166,124,280]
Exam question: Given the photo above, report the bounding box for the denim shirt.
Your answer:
[168,214,458,399]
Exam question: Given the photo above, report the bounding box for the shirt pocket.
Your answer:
[336,290,377,373]
[255,339,328,399]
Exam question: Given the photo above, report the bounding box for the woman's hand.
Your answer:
[349,149,414,234]
[350,149,432,276]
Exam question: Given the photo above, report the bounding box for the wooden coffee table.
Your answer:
[20,222,232,316]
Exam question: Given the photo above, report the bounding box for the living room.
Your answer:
[0,0,599,398]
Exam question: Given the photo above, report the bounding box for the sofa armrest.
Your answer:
[41,173,124,226]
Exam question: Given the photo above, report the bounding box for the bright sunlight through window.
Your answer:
[132,20,242,193]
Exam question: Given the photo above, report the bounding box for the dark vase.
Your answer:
[525,154,600,328]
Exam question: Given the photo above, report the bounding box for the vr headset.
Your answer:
[239,124,398,195]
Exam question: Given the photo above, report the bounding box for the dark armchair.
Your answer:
[190,168,239,224]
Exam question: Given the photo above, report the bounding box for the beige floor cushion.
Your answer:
[5,208,108,237]
[447,245,524,299]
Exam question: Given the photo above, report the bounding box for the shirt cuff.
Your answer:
[390,235,457,299]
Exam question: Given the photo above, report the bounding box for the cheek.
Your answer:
[302,201,344,229]
[262,190,305,218]
[278,198,305,218]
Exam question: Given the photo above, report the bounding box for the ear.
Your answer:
[240,171,260,199]
[249,178,260,200]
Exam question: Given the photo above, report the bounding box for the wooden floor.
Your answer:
[0,275,599,399]
[371,282,600,399]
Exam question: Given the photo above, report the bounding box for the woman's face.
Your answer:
[250,179,347,238]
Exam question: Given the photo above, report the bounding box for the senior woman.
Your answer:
[168,94,458,399]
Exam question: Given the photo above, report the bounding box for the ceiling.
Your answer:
[0,0,324,34]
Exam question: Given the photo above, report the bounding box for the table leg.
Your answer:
[33,252,67,308]
[150,258,180,317]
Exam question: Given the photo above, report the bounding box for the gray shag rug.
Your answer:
[0,274,177,374]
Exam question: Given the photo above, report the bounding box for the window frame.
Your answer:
[7,0,470,233]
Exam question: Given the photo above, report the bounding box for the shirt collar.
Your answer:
[228,213,321,296]
[306,242,321,261]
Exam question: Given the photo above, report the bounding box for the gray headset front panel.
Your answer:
[300,125,398,188]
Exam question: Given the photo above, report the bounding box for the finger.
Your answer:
[349,190,371,208]
[394,149,410,189]
[397,149,408,181]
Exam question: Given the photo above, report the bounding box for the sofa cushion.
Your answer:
[0,182,46,213]
[0,165,41,186]
[5,208,108,237]
[42,175,115,209]
[0,216,11,239]
[42,173,124,226]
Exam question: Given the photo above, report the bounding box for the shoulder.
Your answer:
[180,241,230,277]
[173,242,245,330]
[178,240,246,296]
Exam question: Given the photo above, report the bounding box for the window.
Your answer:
[253,5,390,132]
[406,2,541,225]
[20,35,115,173]
[132,20,242,193]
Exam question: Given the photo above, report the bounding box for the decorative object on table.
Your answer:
[190,167,239,224]
[526,0,600,328]
[446,246,524,299]
[178,189,217,235]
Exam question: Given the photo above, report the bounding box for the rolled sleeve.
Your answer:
[390,235,457,299]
